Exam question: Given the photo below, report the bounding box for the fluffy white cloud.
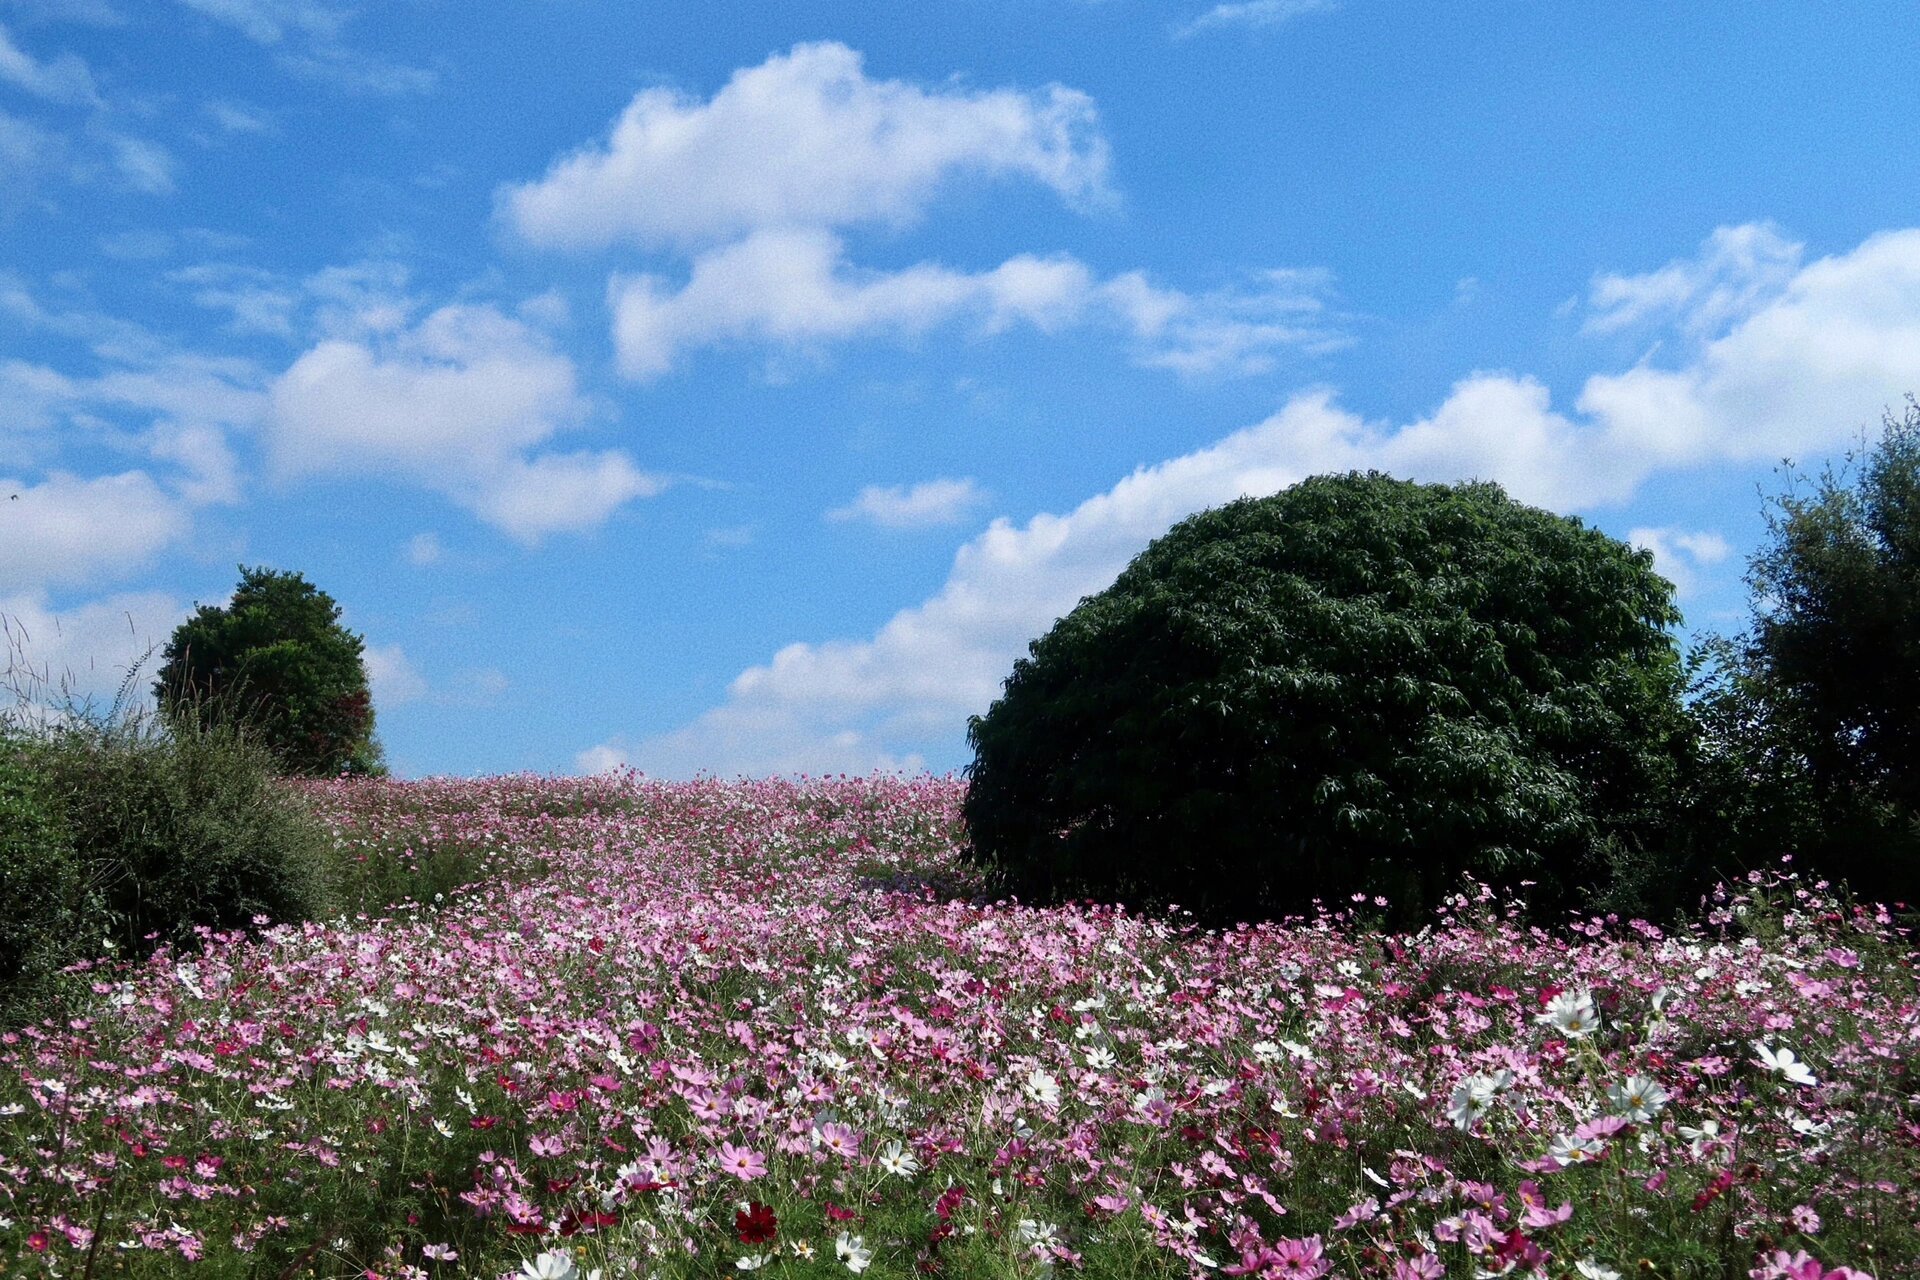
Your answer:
[268,302,661,539]
[610,227,1339,380]
[0,589,185,711]
[828,477,986,530]
[0,471,192,592]
[610,228,1092,379]
[503,41,1109,251]
[622,223,1920,776]
[1578,226,1920,467]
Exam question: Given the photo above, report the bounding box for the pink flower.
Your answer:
[718,1141,767,1181]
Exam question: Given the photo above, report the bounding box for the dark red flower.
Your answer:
[735,1200,778,1244]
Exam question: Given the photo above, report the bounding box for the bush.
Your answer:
[156,566,385,776]
[26,712,333,968]
[0,740,89,1023]
[962,471,1694,926]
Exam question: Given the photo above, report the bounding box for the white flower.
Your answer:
[1083,1045,1116,1070]
[1250,1040,1282,1064]
[735,1254,772,1271]
[521,1251,578,1280]
[1016,1218,1064,1253]
[1023,1069,1062,1108]
[1536,988,1602,1039]
[1605,1075,1670,1122]
[1446,1070,1512,1130]
[835,1232,872,1273]
[1575,1262,1622,1280]
[1546,1133,1606,1166]
[876,1140,920,1178]
[1752,1041,1817,1087]
[1677,1118,1721,1154]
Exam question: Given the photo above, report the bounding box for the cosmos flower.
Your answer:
[1753,1042,1818,1087]
[1537,988,1602,1039]
[1606,1075,1670,1122]
[835,1231,873,1273]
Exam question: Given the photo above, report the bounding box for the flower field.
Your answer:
[2,774,1916,1279]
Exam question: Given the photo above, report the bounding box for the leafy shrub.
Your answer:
[0,739,89,1023]
[963,471,1694,925]
[28,712,332,964]
[156,566,385,776]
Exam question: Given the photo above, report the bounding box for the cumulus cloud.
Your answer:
[0,471,191,592]
[502,41,1109,251]
[609,228,1092,379]
[828,477,986,530]
[610,227,1339,380]
[268,302,662,539]
[1577,226,1920,467]
[622,223,1920,776]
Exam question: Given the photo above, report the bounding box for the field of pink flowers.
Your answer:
[2,774,1915,1280]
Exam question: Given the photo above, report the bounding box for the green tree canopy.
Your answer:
[155,566,383,776]
[961,471,1692,925]
[1725,400,1920,904]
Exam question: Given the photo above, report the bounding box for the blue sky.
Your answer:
[4,0,1919,778]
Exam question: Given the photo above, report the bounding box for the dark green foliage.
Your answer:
[156,566,384,776]
[1709,402,1920,907]
[962,471,1693,925]
[28,715,329,965]
[0,740,89,1023]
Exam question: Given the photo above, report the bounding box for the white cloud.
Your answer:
[610,227,1339,380]
[0,19,98,103]
[609,228,1093,379]
[362,641,425,706]
[0,471,192,591]
[502,41,1109,250]
[0,589,184,711]
[268,302,661,539]
[828,477,985,529]
[1586,222,1802,337]
[1178,0,1336,37]
[1628,526,1735,600]
[1577,226,1920,467]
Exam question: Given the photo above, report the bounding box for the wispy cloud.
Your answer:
[828,478,986,530]
[1177,0,1336,38]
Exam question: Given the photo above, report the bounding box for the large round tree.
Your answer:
[962,471,1692,925]
[155,566,383,776]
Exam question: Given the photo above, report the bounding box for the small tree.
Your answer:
[962,472,1693,925]
[156,566,384,776]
